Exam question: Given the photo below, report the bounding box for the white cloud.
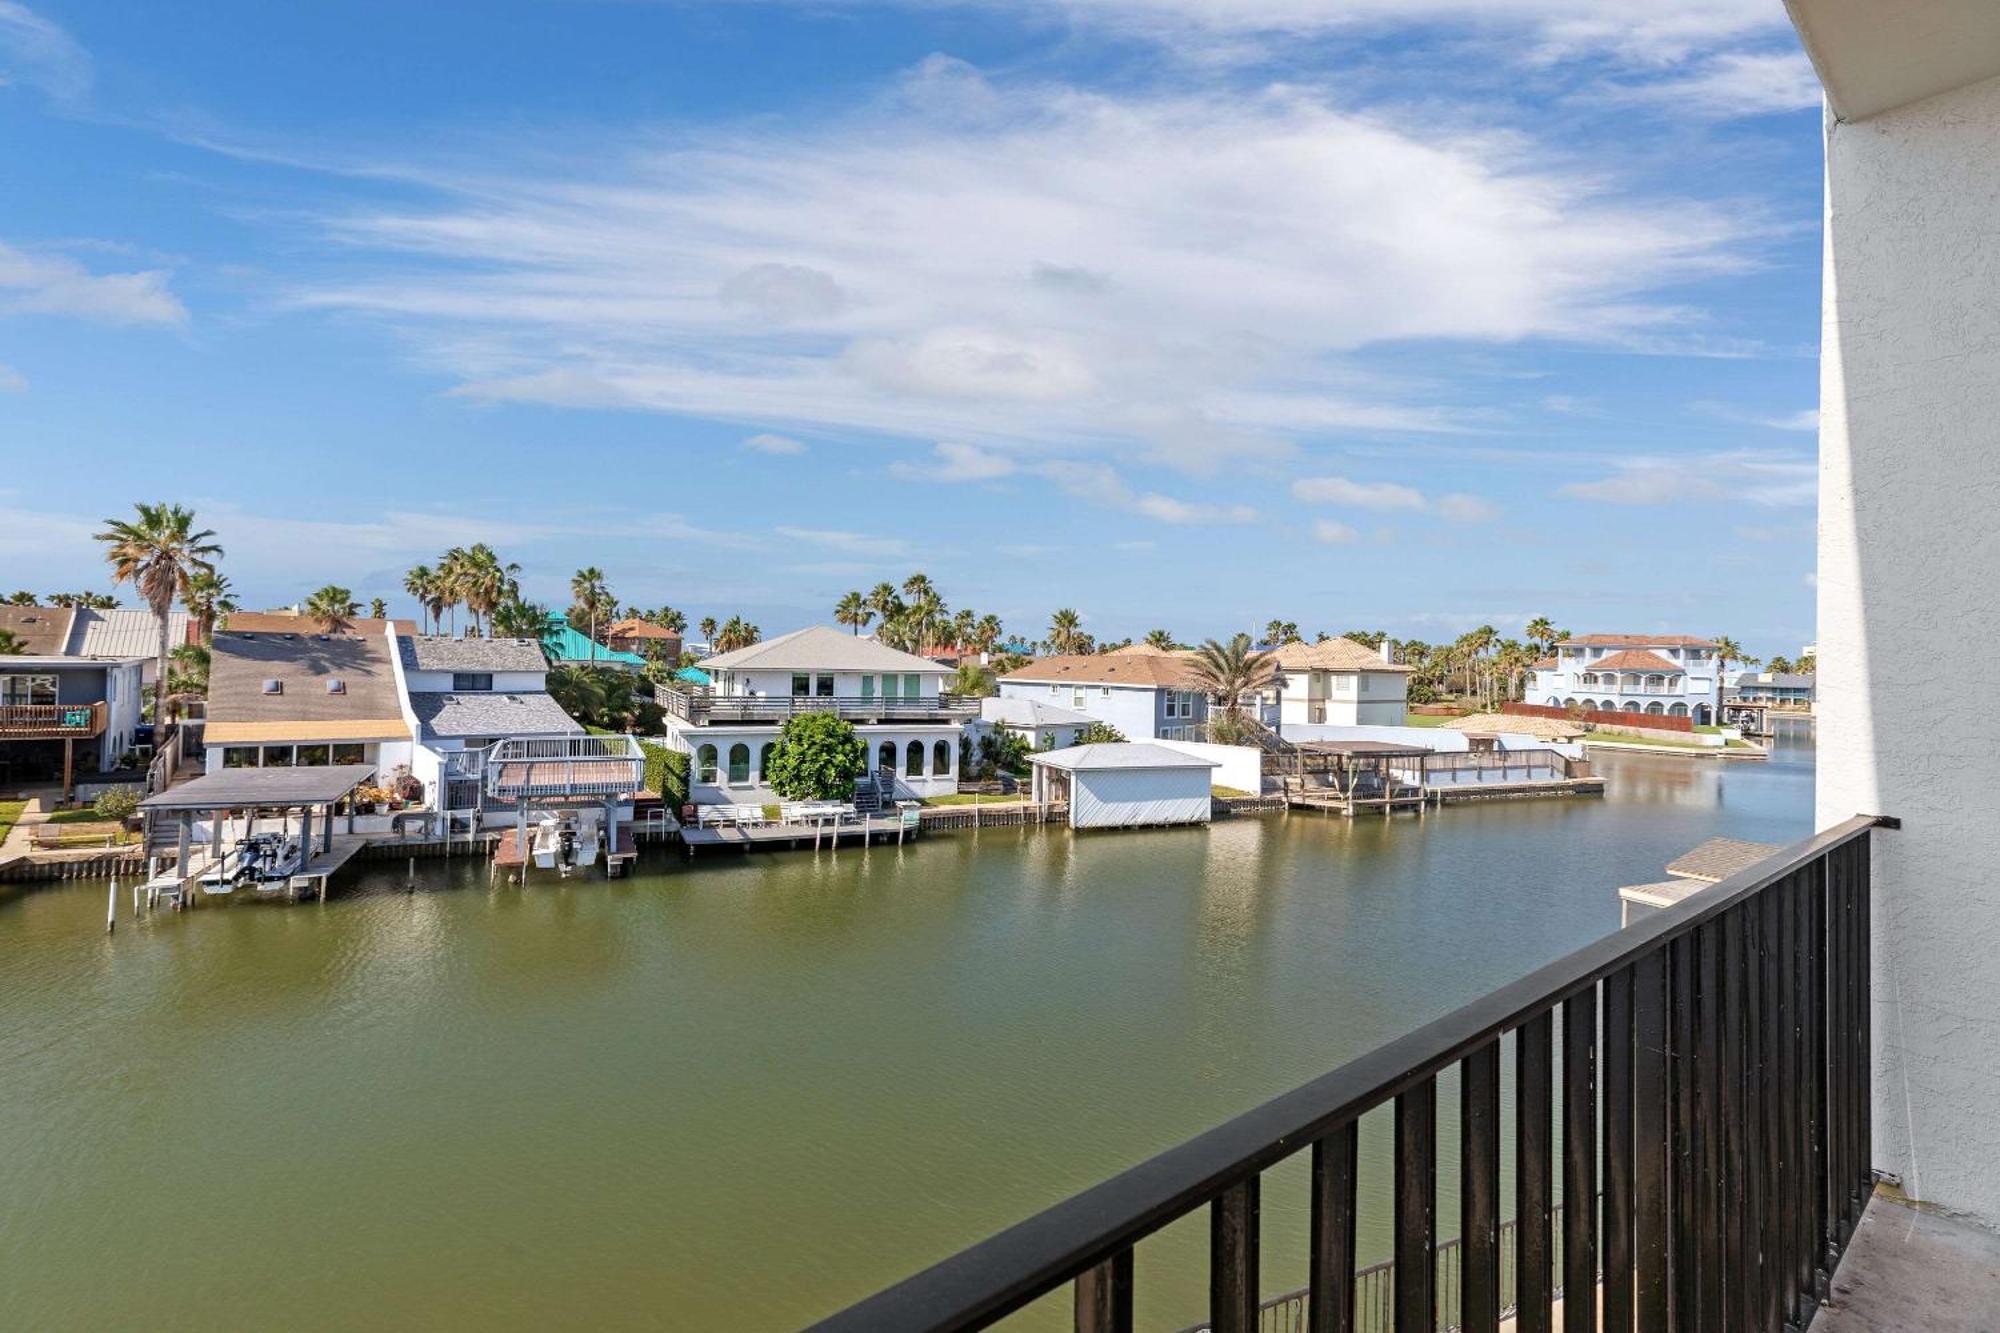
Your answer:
[774,525,911,557]
[1031,458,1257,525]
[0,238,187,327]
[1761,408,1818,431]
[1291,475,1427,511]
[0,362,26,392]
[299,68,1747,474]
[1312,518,1360,545]
[1292,474,1497,522]
[0,2,89,103]
[743,432,807,455]
[893,440,1016,482]
[1605,51,1822,118]
[1560,452,1815,506]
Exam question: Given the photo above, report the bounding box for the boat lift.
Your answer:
[483,734,647,883]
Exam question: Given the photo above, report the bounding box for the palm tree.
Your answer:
[1047,608,1085,655]
[835,590,873,635]
[303,585,360,634]
[1713,636,1759,715]
[437,546,473,635]
[570,567,609,661]
[368,596,388,620]
[971,614,1005,655]
[460,544,521,636]
[95,503,222,724]
[403,565,439,635]
[1184,634,1275,742]
[715,616,761,652]
[950,607,976,651]
[4,591,35,606]
[1144,628,1177,651]
[698,616,718,649]
[0,628,25,655]
[901,571,937,604]
[1262,619,1299,647]
[492,597,551,643]
[1768,654,1794,675]
[867,581,903,622]
[182,569,237,643]
[648,606,689,634]
[1525,617,1557,655]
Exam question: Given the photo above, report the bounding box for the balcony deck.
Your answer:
[1811,1191,2000,1332]
[0,701,106,739]
[656,687,979,727]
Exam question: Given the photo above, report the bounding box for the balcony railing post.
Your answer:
[1210,1176,1259,1333]
[1460,1042,1502,1333]
[1073,1249,1133,1333]
[1562,989,1597,1333]
[1516,1012,1553,1333]
[1308,1122,1358,1333]
[1394,1080,1436,1333]
[1631,951,1670,1329]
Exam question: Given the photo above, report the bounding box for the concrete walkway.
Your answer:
[1813,1191,2000,1332]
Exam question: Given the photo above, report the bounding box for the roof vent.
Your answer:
[326,678,346,695]
[262,679,283,695]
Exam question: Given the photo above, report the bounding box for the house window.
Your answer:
[791,674,811,697]
[331,744,367,765]
[262,745,297,767]
[903,674,920,698]
[932,740,951,775]
[696,744,718,783]
[882,675,900,700]
[1100,686,1111,697]
[223,746,259,769]
[758,742,775,779]
[452,673,493,692]
[905,740,924,776]
[728,743,751,784]
[816,674,835,697]
[0,674,57,706]
[296,744,331,766]
[877,740,896,771]
[861,675,875,700]
[1073,688,1087,708]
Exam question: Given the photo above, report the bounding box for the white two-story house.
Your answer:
[392,636,583,816]
[656,625,977,803]
[1270,637,1411,729]
[1531,634,1722,724]
[997,649,1210,742]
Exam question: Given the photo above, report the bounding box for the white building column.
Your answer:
[1818,73,2000,1228]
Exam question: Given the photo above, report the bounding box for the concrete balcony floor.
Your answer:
[1813,1191,2000,1332]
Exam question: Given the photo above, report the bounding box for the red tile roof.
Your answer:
[1002,653,1199,688]
[1566,634,1717,649]
[1588,649,1683,674]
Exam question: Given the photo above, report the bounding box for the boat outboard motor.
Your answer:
[558,824,577,874]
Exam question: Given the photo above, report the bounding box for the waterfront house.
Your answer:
[1529,633,1722,723]
[1270,637,1412,729]
[1027,742,1219,829]
[394,635,583,818]
[66,607,195,688]
[0,606,146,795]
[978,696,1097,751]
[203,624,414,787]
[656,625,977,803]
[541,615,646,672]
[605,618,683,661]
[1729,670,1816,712]
[997,652,1209,742]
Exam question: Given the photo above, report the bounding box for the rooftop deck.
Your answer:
[656,686,980,726]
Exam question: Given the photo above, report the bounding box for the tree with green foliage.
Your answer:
[95,502,222,723]
[303,585,359,633]
[368,596,388,620]
[950,661,996,697]
[1076,721,1125,744]
[4,590,35,606]
[764,711,867,801]
[1144,628,1177,651]
[0,628,25,655]
[835,590,873,635]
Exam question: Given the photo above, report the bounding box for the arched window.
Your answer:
[905,740,924,776]
[1694,704,1713,726]
[696,744,718,783]
[1562,697,1578,709]
[1668,703,1689,717]
[728,743,751,784]
[757,743,776,780]
[932,739,951,775]
[1645,702,1665,715]
[1623,701,1642,713]
[877,740,896,772]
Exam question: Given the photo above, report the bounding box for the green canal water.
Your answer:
[0,731,1812,1331]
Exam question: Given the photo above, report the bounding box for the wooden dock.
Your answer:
[682,811,919,853]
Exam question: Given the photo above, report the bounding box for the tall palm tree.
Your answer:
[971,614,1005,655]
[901,571,937,604]
[1184,634,1275,742]
[570,567,609,660]
[4,591,35,606]
[492,597,551,643]
[183,568,237,643]
[303,585,360,634]
[437,547,473,635]
[1145,628,1177,651]
[403,565,439,635]
[1712,636,1759,721]
[0,628,25,655]
[698,616,718,649]
[1262,619,1299,647]
[460,544,521,636]
[835,590,872,635]
[95,502,222,724]
[1525,616,1557,655]
[715,616,761,652]
[1047,608,1085,655]
[950,607,977,651]
[867,581,903,622]
[648,605,688,634]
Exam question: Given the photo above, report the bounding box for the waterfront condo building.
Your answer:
[655,625,978,804]
[1529,634,1722,723]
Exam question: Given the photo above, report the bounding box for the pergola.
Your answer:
[138,764,376,875]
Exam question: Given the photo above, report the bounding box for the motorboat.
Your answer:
[198,833,302,893]
[529,811,600,877]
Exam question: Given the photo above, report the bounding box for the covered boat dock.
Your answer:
[137,764,377,904]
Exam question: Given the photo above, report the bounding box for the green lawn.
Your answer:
[1211,785,1257,799]
[0,799,24,845]
[1404,713,1466,728]
[45,807,122,824]
[1586,730,1716,751]
[921,792,1028,806]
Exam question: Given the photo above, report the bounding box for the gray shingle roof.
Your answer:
[408,691,581,740]
[208,630,406,729]
[699,625,949,674]
[1665,837,1784,883]
[399,636,551,673]
[981,697,1097,728]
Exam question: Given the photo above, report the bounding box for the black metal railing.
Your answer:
[808,813,1891,1333]
[655,687,981,726]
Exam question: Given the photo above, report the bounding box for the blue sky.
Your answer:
[0,0,1824,655]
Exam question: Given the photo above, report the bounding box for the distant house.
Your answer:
[1270,638,1412,729]
[1531,634,1723,724]
[395,636,583,815]
[0,606,146,792]
[1028,742,1220,829]
[68,607,195,686]
[605,619,683,661]
[997,652,1209,741]
[203,625,413,782]
[1617,836,1782,926]
[656,625,977,803]
[1729,671,1815,711]
[979,696,1097,751]
[542,616,646,672]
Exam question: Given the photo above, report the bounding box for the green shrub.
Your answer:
[764,712,867,801]
[638,739,689,807]
[93,786,142,821]
[1076,722,1125,744]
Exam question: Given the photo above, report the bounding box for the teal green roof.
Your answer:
[542,616,645,667]
[675,666,711,685]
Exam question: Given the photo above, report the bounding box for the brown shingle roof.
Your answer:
[1588,649,1683,674]
[1002,653,1198,688]
[205,629,410,743]
[1271,638,1413,673]
[607,619,681,641]
[1665,837,1783,884]
[0,606,76,656]
[224,611,419,635]
[1567,633,1718,649]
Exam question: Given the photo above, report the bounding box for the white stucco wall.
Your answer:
[1066,766,1212,829]
[1818,74,2000,1227]
[1150,740,1263,794]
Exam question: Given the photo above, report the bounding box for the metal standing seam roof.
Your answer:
[69,608,193,658]
[399,635,551,673]
[981,697,1098,728]
[138,764,378,810]
[407,691,582,740]
[541,618,646,666]
[699,624,951,674]
[1029,743,1222,771]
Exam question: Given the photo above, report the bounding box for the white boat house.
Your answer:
[1028,742,1219,830]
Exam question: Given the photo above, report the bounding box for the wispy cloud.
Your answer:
[0,2,89,103]
[1312,518,1360,545]
[1034,459,1257,524]
[1560,452,1814,506]
[1292,474,1499,522]
[1602,51,1822,118]
[743,432,807,455]
[774,525,911,557]
[296,59,1750,475]
[891,441,1016,482]
[0,362,26,392]
[0,238,188,327]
